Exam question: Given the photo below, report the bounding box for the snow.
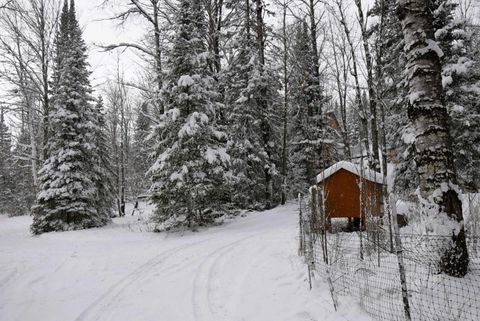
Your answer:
[0,204,372,321]
[408,90,424,105]
[178,75,195,87]
[316,161,384,185]
[204,147,230,164]
[178,112,209,138]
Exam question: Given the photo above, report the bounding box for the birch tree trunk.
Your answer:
[397,0,469,277]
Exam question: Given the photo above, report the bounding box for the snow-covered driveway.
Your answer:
[0,204,370,321]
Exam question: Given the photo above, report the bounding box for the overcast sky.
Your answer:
[75,0,146,89]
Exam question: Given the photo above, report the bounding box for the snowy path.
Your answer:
[0,204,371,321]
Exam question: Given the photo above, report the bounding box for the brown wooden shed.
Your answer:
[316,161,384,229]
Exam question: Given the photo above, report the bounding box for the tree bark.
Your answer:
[152,0,163,114]
[354,0,380,170]
[280,0,288,205]
[397,0,469,277]
[336,0,370,160]
[255,0,273,208]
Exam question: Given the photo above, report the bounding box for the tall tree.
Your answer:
[102,0,174,115]
[397,0,469,277]
[149,0,231,228]
[288,20,326,194]
[0,106,14,214]
[31,0,110,234]
[222,0,280,209]
[132,101,153,195]
[354,0,380,170]
[433,0,480,192]
[93,96,115,219]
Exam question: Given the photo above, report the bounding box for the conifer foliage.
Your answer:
[288,21,327,194]
[148,0,231,229]
[31,0,111,234]
[0,108,14,214]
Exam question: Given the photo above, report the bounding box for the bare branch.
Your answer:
[97,42,156,57]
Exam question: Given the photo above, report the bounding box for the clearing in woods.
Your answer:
[0,203,371,321]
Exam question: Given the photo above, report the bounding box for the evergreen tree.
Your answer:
[0,108,14,214]
[433,0,480,192]
[288,20,328,195]
[132,101,152,195]
[222,0,280,209]
[93,96,115,218]
[369,0,417,197]
[149,0,231,229]
[31,0,110,234]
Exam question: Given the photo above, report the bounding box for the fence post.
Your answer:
[298,193,305,256]
[390,195,412,321]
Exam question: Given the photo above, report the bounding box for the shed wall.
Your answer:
[319,168,383,219]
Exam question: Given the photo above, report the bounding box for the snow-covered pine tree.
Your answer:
[0,107,14,215]
[221,0,280,209]
[397,0,469,277]
[288,20,327,195]
[93,96,115,219]
[433,0,480,192]
[149,0,231,229]
[31,0,110,234]
[132,101,152,195]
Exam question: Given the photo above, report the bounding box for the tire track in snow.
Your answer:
[191,233,262,321]
[74,237,215,321]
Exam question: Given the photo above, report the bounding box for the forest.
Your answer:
[0,0,479,274]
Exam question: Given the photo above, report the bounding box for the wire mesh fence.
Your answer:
[299,190,480,321]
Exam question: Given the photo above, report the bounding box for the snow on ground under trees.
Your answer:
[0,204,372,321]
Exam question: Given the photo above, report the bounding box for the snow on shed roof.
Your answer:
[316,161,384,184]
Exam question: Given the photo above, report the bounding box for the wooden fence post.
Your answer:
[390,195,412,321]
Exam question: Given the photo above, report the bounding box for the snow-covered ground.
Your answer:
[0,204,372,321]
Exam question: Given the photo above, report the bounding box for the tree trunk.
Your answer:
[336,0,370,159]
[354,0,380,170]
[397,0,469,277]
[255,0,273,209]
[308,0,320,114]
[329,23,351,159]
[152,0,163,114]
[280,0,288,205]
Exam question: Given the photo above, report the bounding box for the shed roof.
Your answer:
[316,161,384,184]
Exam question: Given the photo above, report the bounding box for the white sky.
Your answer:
[75,0,147,89]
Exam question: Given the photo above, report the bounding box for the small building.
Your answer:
[316,161,385,230]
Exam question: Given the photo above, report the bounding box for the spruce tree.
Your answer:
[288,20,328,195]
[93,96,115,219]
[222,0,280,209]
[433,0,480,192]
[132,102,152,195]
[31,0,110,234]
[149,0,231,229]
[0,108,14,215]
